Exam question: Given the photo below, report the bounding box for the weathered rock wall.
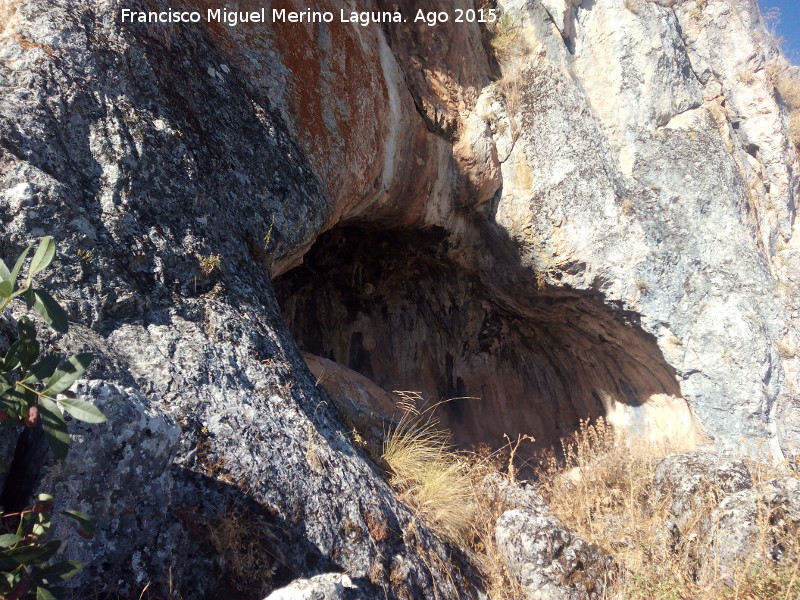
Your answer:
[278,0,800,460]
[485,0,799,457]
[0,0,798,595]
[0,0,483,597]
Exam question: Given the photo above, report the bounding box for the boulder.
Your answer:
[699,476,800,577]
[653,450,753,528]
[491,477,616,600]
[34,380,181,593]
[265,573,360,600]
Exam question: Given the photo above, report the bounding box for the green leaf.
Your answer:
[0,540,60,570]
[37,560,82,584]
[36,585,59,600]
[0,534,21,548]
[28,237,55,280]
[10,342,39,372]
[31,289,68,334]
[59,510,94,538]
[38,398,69,459]
[8,283,30,301]
[0,279,12,299]
[12,384,36,408]
[23,356,61,385]
[0,258,11,282]
[43,354,92,396]
[1,569,18,587]
[23,286,35,310]
[56,396,105,424]
[17,317,37,342]
[3,340,26,372]
[10,245,32,284]
[5,318,41,371]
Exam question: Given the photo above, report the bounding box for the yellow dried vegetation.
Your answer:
[381,391,528,598]
[538,418,800,600]
[383,395,799,600]
[769,63,800,151]
[382,392,475,546]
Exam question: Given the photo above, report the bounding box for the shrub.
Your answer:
[196,253,221,277]
[487,13,523,65]
[768,63,800,151]
[0,237,105,599]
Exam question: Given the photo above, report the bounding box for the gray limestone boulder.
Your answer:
[699,476,800,577]
[653,450,753,528]
[492,477,616,600]
[264,573,360,600]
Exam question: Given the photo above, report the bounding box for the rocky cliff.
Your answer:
[0,0,798,597]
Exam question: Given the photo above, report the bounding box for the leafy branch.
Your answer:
[0,237,106,599]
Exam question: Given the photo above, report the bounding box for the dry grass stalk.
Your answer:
[468,439,531,600]
[790,111,800,150]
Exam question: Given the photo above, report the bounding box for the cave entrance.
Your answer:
[275,225,694,454]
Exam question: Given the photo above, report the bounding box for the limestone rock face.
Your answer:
[698,477,800,577]
[276,0,800,464]
[651,452,800,579]
[0,0,799,595]
[482,0,799,457]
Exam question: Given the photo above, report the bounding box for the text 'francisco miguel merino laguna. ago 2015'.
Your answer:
[120,7,499,28]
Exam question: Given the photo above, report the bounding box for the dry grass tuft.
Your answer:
[382,392,475,546]
[174,504,279,597]
[196,253,221,277]
[381,393,531,598]
[790,111,800,150]
[487,13,524,65]
[537,418,800,600]
[775,70,800,108]
[206,508,278,594]
[778,339,800,360]
[484,10,528,140]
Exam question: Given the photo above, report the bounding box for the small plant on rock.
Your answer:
[196,253,221,278]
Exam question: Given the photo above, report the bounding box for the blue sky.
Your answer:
[758,0,800,63]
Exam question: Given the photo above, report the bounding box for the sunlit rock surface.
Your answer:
[0,0,798,595]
